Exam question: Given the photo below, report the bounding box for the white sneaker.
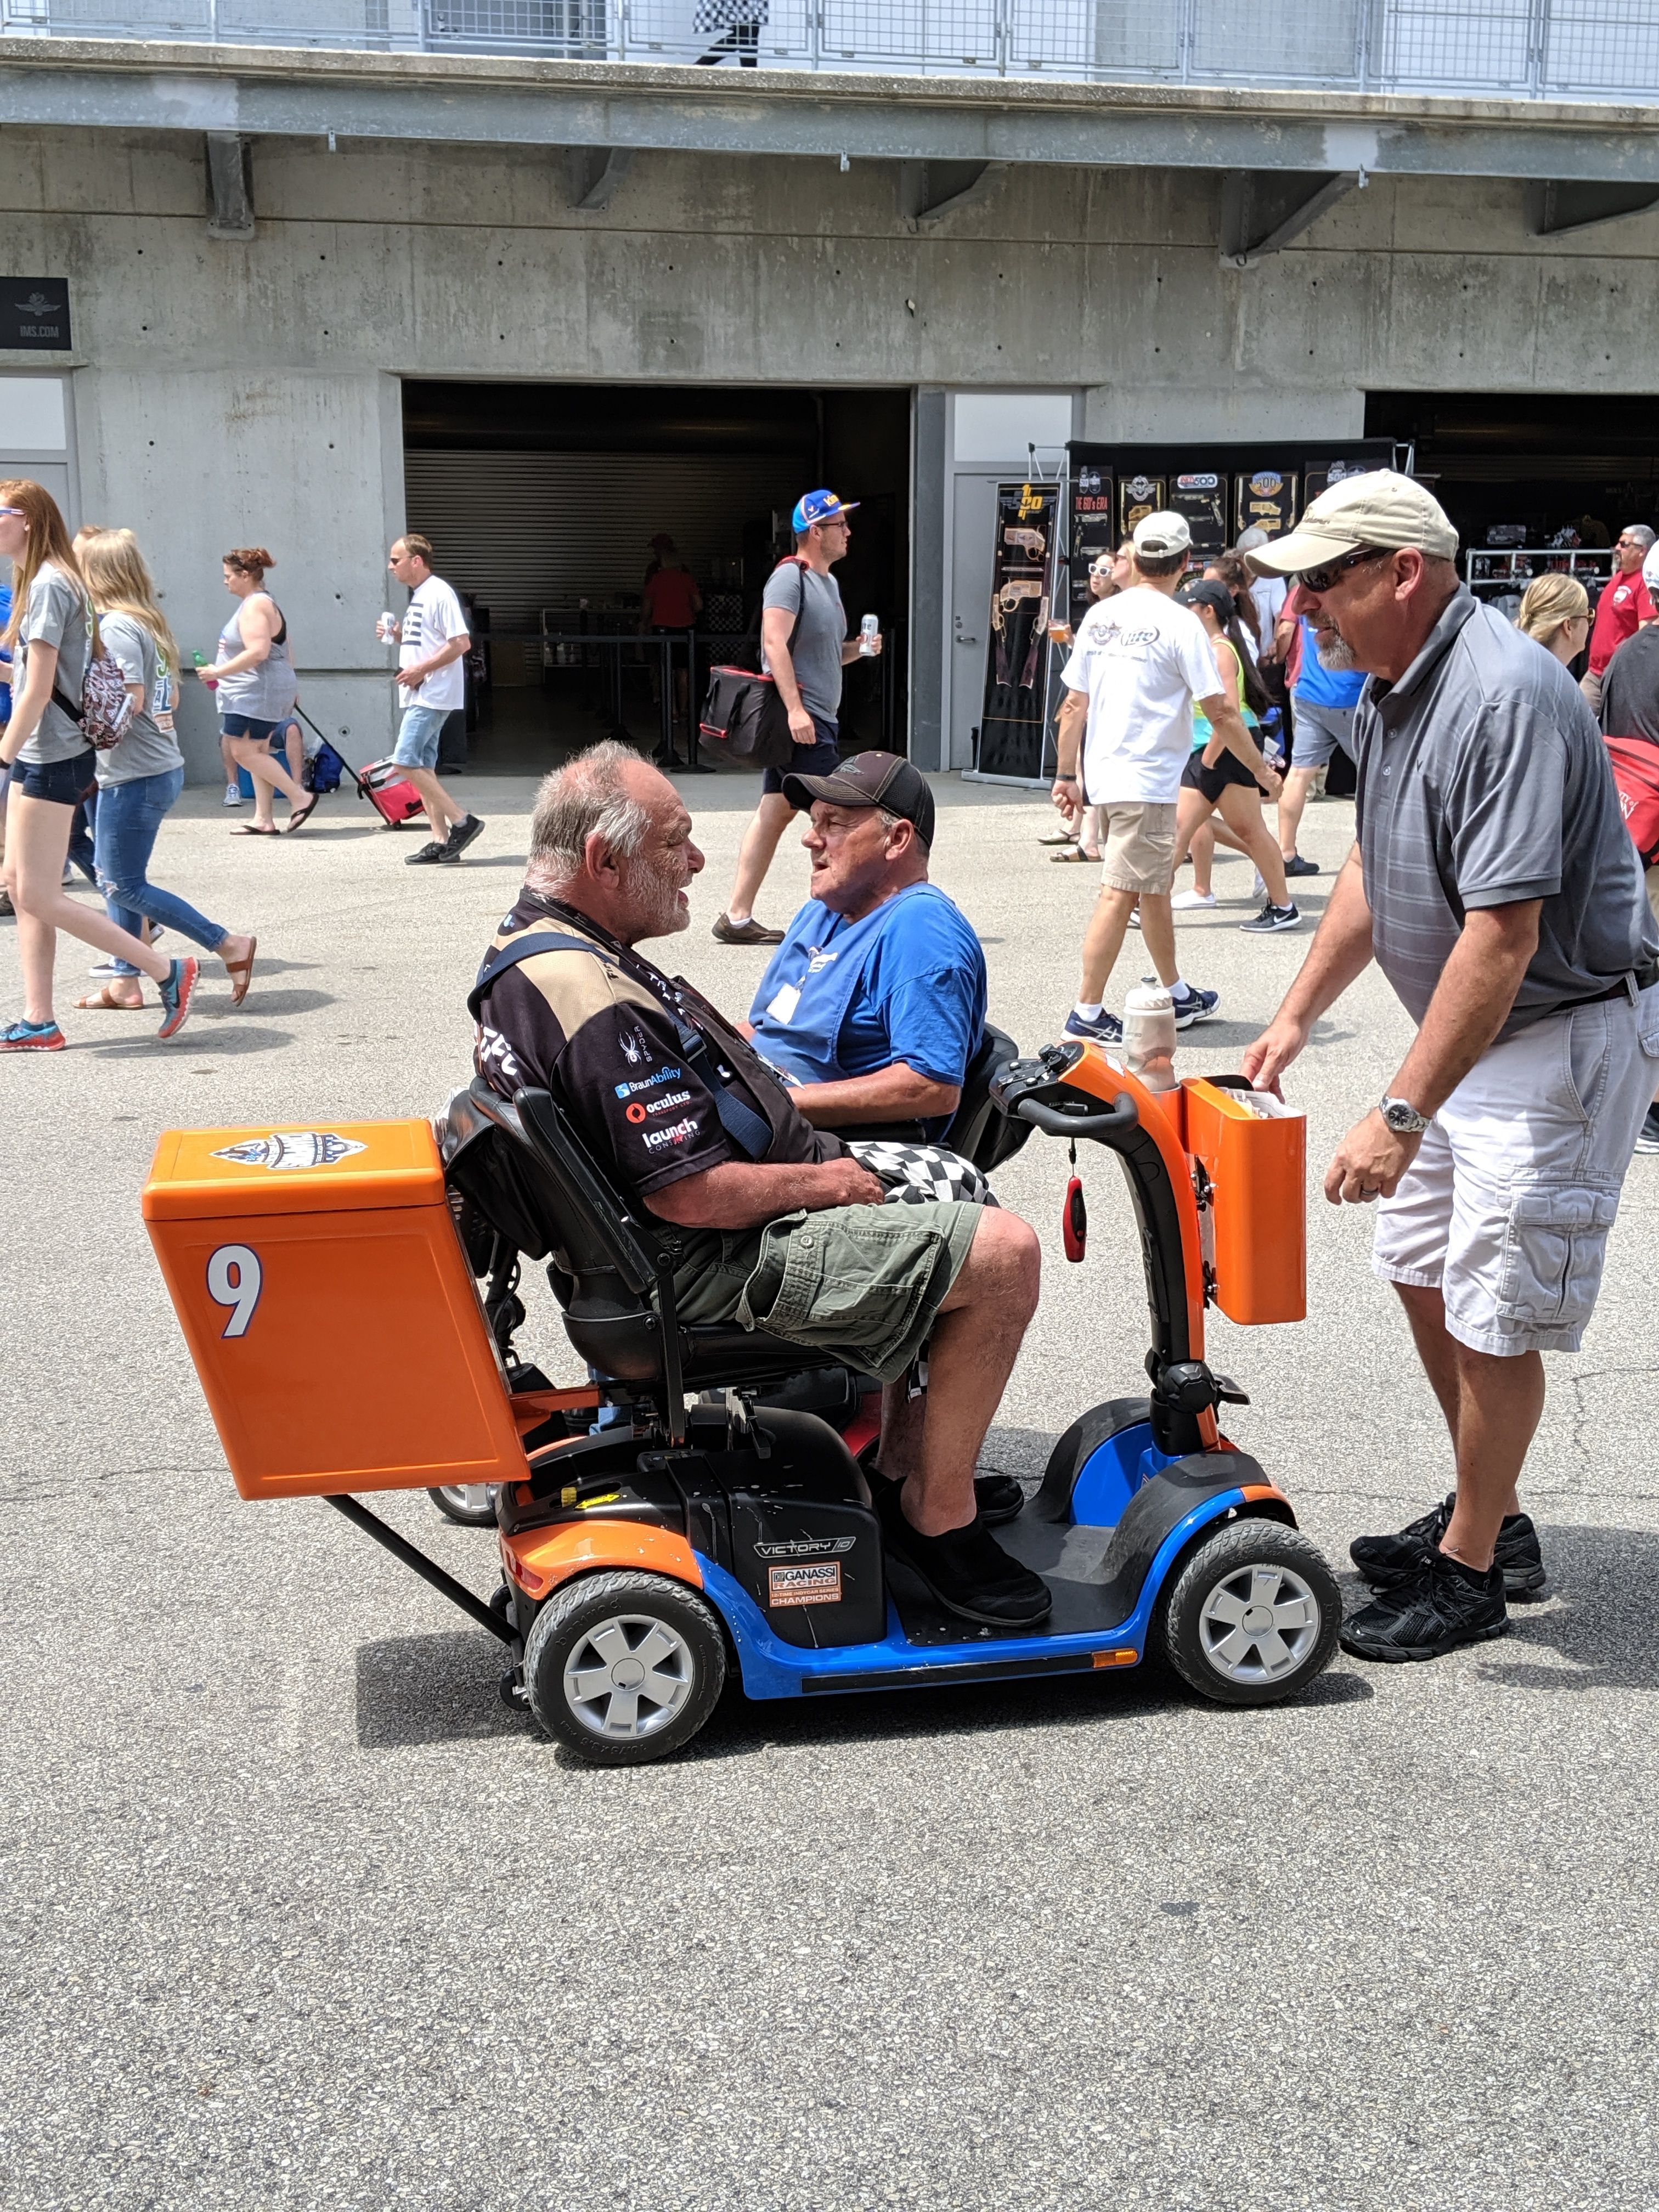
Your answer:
[1171,889,1217,911]
[1251,871,1266,899]
[224,781,242,808]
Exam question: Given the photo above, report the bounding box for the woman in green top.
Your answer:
[1169,580,1300,933]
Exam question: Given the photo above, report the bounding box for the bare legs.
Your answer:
[403,764,464,842]
[229,737,308,831]
[1276,764,1321,865]
[1393,1282,1541,1569]
[876,1207,1041,1534]
[1079,884,1178,1003]
[724,791,798,926]
[4,793,173,1024]
[1173,784,1291,907]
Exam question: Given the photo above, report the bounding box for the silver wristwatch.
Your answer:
[1379,1094,1430,1135]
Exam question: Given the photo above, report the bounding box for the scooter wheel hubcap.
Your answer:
[1197,1562,1321,1685]
[562,1612,695,1739]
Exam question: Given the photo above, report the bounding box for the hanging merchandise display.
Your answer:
[1170,471,1228,557]
[1234,466,1300,541]
[1119,472,1166,538]
[975,478,1062,782]
[1068,461,1117,630]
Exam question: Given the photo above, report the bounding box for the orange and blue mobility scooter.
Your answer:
[143,1038,1339,1764]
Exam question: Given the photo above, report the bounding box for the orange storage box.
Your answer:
[1180,1079,1307,1326]
[143,1119,532,1501]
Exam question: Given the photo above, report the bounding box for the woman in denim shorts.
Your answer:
[0,481,198,1049]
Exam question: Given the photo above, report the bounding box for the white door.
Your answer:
[947,473,1000,769]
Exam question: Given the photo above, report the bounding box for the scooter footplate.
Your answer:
[888,1518,1135,1646]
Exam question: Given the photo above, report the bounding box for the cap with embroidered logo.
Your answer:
[791,489,860,534]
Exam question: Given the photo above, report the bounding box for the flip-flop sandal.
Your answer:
[286,798,320,833]
[223,936,258,1008]
[74,985,145,1010]
[1051,845,1103,862]
[1038,828,1077,846]
[232,823,280,837]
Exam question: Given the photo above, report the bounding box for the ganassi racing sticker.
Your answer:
[767,1561,844,1608]
[212,1132,367,1172]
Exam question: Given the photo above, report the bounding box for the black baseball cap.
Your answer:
[1177,579,1237,624]
[781,750,936,849]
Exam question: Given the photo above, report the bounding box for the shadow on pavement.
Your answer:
[1477,1525,1659,1692]
[82,1024,302,1057]
[356,1630,522,1748]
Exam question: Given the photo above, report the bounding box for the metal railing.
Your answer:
[3,0,1657,100]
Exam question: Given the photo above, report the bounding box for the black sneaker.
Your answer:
[1239,900,1302,933]
[1351,1493,1546,1597]
[405,839,449,866]
[1339,1549,1507,1662]
[874,1483,1051,1628]
[1169,981,1220,1029]
[1637,1104,1659,1155]
[1283,853,1321,878]
[441,813,485,862]
[868,1466,1024,1527]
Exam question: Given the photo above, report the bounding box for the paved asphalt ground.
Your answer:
[4,764,1658,2210]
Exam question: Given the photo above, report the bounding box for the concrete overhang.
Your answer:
[4,36,1659,185]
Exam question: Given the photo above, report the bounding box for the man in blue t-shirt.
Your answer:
[744,752,986,1145]
[1276,579,1368,874]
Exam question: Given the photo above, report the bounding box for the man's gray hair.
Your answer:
[1626,524,1657,551]
[526,740,652,895]
[1234,527,1269,554]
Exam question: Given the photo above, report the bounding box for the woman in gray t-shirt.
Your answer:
[75,529,258,1012]
[0,480,200,1048]
[199,546,315,835]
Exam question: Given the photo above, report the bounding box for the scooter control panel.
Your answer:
[989,1039,1085,1115]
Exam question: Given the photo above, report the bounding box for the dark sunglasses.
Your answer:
[1295,546,1394,594]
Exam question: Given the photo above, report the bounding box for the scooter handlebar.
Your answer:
[1013,1092,1140,1142]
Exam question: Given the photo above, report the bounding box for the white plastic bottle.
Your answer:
[1121,976,1178,1092]
[859,614,879,657]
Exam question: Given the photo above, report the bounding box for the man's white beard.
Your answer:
[1314,627,1359,672]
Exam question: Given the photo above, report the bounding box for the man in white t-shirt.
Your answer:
[1051,511,1280,1043]
[385,533,484,866]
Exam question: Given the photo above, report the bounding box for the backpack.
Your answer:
[52,607,133,752]
[1605,733,1659,867]
[698,557,810,770]
[306,739,346,795]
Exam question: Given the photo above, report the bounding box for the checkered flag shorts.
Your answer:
[844,1139,998,1209]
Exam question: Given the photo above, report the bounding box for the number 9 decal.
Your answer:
[207,1244,263,1338]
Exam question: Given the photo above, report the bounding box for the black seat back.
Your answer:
[946,1022,1028,1169]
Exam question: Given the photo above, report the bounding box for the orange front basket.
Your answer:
[1180,1080,1307,1326]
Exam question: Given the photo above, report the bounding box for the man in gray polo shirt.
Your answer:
[1243,472,1659,1663]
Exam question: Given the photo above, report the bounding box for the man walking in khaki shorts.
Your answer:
[1052,511,1280,1045]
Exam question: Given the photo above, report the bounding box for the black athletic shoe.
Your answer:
[1351,1494,1546,1598]
[868,1466,1025,1527]
[1283,853,1321,878]
[405,839,449,866]
[441,813,485,862]
[874,1483,1051,1628]
[1339,1549,1507,1663]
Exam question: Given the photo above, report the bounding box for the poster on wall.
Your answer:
[1170,470,1228,556]
[977,480,1061,782]
[1234,467,1299,540]
[1304,454,1379,506]
[1118,472,1166,538]
[1068,462,1116,629]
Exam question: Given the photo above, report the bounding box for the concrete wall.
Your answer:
[2,126,1656,774]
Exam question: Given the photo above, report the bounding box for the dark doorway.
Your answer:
[401,381,911,775]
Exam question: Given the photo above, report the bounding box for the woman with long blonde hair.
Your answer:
[75,527,257,1012]
[0,481,196,1048]
[1516,572,1592,667]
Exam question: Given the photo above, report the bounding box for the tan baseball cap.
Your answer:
[1244,470,1459,575]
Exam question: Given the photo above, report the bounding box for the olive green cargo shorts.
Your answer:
[673,1201,985,1384]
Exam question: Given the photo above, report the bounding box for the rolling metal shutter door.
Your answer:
[403,450,805,630]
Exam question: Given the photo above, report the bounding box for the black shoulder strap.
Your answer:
[469,929,772,1160]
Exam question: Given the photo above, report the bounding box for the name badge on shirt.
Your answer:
[765,983,802,1025]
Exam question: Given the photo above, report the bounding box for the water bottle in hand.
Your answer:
[193,649,218,693]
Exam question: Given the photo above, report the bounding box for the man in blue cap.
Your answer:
[713,489,882,945]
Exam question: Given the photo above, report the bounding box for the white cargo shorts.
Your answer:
[1373,985,1659,1356]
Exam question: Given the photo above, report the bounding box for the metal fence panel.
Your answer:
[9,0,1659,100]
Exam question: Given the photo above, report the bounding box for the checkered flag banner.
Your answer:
[845,1139,998,1209]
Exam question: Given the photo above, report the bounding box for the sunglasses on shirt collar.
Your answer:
[1294,545,1395,594]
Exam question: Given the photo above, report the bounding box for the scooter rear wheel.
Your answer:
[427,1484,497,1527]
[1159,1520,1340,1707]
[524,1570,727,1765]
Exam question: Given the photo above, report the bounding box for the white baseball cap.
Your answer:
[1132,511,1193,560]
[1245,470,1459,575]
[1644,540,1659,599]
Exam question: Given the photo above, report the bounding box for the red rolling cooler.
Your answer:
[351,756,427,828]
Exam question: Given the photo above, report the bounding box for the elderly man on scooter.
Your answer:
[472,741,1046,1629]
[741,751,987,1144]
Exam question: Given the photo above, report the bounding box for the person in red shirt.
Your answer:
[640,536,703,764]
[1583,524,1656,711]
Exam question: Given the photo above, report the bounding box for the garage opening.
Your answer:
[401,381,911,775]
[1365,391,1659,617]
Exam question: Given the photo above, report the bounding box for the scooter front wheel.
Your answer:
[1159,1520,1340,1707]
[524,1570,727,1765]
